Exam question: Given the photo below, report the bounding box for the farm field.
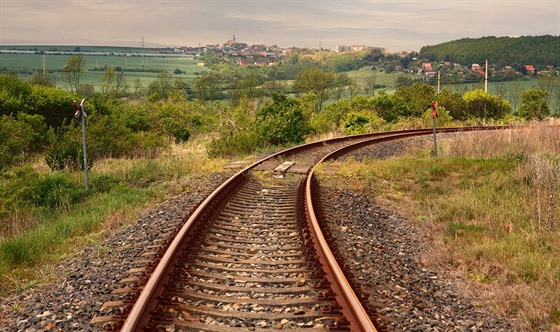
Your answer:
[1,49,555,114]
[0,51,208,90]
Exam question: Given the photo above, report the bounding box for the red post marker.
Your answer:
[431,101,438,118]
[431,101,438,157]
[73,100,81,119]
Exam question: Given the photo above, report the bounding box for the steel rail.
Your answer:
[120,131,376,331]
[121,125,512,331]
[303,125,512,332]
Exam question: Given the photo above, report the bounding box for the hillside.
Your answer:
[419,35,560,67]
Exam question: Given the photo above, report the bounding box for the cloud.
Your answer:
[1,0,558,51]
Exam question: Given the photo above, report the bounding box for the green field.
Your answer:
[0,52,208,90]
[1,50,555,114]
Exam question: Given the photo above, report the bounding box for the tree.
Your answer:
[371,90,409,123]
[536,74,556,105]
[29,71,55,87]
[114,71,129,97]
[62,54,85,94]
[363,74,377,97]
[194,72,220,101]
[0,74,33,116]
[207,98,258,157]
[293,67,335,112]
[395,83,436,117]
[147,71,173,101]
[437,88,467,120]
[394,75,413,88]
[228,73,260,106]
[462,89,512,120]
[517,89,550,120]
[254,93,310,147]
[346,78,359,100]
[508,80,523,113]
[100,67,129,98]
[132,78,145,97]
[100,67,116,96]
[333,73,351,100]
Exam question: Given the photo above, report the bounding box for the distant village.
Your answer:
[179,36,554,82]
[180,35,386,67]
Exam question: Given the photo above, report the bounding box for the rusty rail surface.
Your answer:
[118,126,510,331]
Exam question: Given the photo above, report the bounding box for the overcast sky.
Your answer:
[1,0,559,52]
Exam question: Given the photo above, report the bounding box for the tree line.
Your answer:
[419,35,560,68]
[1,73,552,173]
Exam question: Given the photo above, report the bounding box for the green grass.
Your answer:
[0,138,229,295]
[347,67,413,93]
[0,185,149,268]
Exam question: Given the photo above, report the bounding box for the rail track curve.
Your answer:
[93,126,508,331]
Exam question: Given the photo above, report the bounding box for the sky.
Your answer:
[1,0,559,52]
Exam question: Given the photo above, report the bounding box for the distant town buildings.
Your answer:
[336,45,387,53]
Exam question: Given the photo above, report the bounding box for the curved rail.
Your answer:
[121,125,511,331]
[303,125,511,331]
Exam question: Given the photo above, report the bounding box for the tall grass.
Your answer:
[0,138,228,294]
[317,121,560,330]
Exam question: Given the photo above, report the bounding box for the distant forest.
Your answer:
[419,35,559,68]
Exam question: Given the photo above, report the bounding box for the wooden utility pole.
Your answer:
[484,59,488,93]
[437,68,441,94]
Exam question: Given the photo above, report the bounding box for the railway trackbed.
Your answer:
[90,127,508,331]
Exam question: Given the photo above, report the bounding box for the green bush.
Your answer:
[207,131,257,158]
[45,124,89,171]
[0,75,33,117]
[517,89,550,120]
[0,113,49,173]
[29,85,75,128]
[254,93,310,147]
[161,117,191,143]
[0,166,39,218]
[32,173,85,210]
[341,110,386,135]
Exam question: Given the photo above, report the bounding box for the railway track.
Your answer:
[92,126,507,331]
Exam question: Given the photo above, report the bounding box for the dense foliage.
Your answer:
[419,35,560,68]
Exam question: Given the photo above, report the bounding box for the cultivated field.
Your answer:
[0,51,208,90]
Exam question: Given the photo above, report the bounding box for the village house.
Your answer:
[524,65,535,74]
[471,63,485,76]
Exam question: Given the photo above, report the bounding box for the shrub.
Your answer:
[29,85,75,128]
[161,117,191,143]
[341,110,386,135]
[0,166,39,218]
[207,131,257,158]
[422,106,454,127]
[45,124,90,171]
[31,173,85,210]
[0,75,33,116]
[517,89,550,120]
[254,93,310,147]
